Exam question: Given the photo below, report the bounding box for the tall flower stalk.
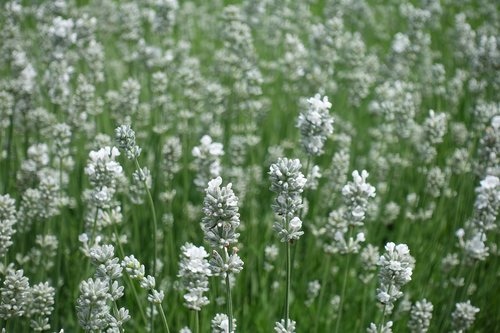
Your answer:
[201,177,243,332]
[115,124,159,331]
[334,170,376,333]
[269,158,307,331]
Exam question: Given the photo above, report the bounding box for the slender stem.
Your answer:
[134,158,158,333]
[461,261,478,299]
[134,158,158,278]
[91,207,100,245]
[226,272,234,332]
[195,310,200,333]
[313,255,331,333]
[158,304,171,333]
[378,284,392,332]
[440,260,464,331]
[359,281,369,331]
[110,281,124,333]
[285,240,291,329]
[112,224,148,325]
[3,113,14,192]
[334,252,351,333]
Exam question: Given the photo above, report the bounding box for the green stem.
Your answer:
[91,207,100,245]
[226,272,234,332]
[134,158,158,333]
[313,255,331,333]
[158,304,171,333]
[113,224,148,326]
[285,240,291,329]
[3,113,14,192]
[195,310,200,333]
[378,284,392,332]
[134,158,158,278]
[334,252,351,333]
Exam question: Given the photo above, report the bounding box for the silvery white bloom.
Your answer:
[376,242,414,311]
[178,243,211,311]
[115,125,141,160]
[202,177,240,246]
[179,328,192,333]
[75,278,112,331]
[162,136,182,181]
[275,318,297,333]
[121,255,164,305]
[305,165,322,190]
[305,280,321,307]
[122,255,145,280]
[26,282,55,332]
[0,269,30,319]
[457,231,489,262]
[471,175,500,232]
[342,170,376,226]
[367,321,393,333]
[360,244,379,283]
[408,299,433,333]
[477,116,500,177]
[423,109,447,145]
[211,313,236,333]
[451,301,479,333]
[269,158,307,242]
[192,135,224,189]
[297,94,334,156]
[89,244,123,282]
[0,194,17,258]
[84,146,122,188]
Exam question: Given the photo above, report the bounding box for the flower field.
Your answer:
[0,0,499,332]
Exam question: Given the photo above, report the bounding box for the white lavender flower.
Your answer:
[275,318,297,333]
[376,242,414,311]
[178,243,211,311]
[367,321,393,333]
[202,177,241,249]
[297,94,334,156]
[162,136,182,181]
[457,230,489,262]
[192,135,224,189]
[0,269,30,319]
[0,194,17,258]
[211,313,236,333]
[305,280,321,307]
[360,244,380,283]
[342,170,376,226]
[84,146,123,189]
[121,255,164,305]
[115,124,141,160]
[27,282,55,332]
[269,158,307,242]
[451,301,479,333]
[471,175,500,232]
[408,299,433,333]
[75,278,112,331]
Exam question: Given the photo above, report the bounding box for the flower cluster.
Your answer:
[408,299,433,333]
[201,177,243,276]
[451,301,479,333]
[376,243,414,312]
[76,244,130,332]
[115,124,141,160]
[297,94,334,156]
[269,158,307,242]
[192,135,224,189]
[122,255,164,305]
[0,194,17,258]
[327,170,376,254]
[178,243,211,311]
